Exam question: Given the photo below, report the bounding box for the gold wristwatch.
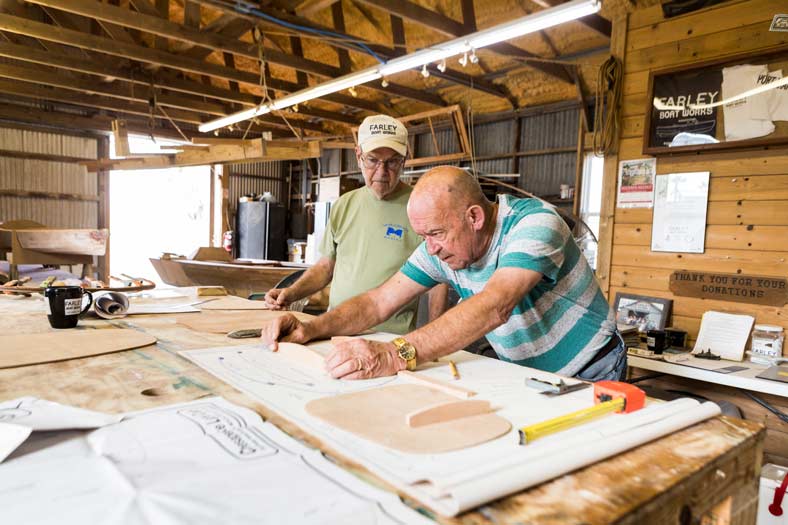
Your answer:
[392,337,417,371]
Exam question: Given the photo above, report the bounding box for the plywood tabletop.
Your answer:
[0,290,765,524]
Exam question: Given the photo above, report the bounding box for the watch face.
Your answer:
[398,345,416,361]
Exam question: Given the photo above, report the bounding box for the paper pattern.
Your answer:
[182,341,720,516]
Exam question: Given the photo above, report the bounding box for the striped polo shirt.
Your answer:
[401,194,616,375]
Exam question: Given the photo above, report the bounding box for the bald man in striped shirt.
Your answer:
[262,166,624,382]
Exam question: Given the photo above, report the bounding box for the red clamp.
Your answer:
[769,468,788,516]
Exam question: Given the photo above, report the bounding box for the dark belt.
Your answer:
[579,333,620,373]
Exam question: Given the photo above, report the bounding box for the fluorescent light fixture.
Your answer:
[198,105,270,133]
[270,69,381,110]
[200,0,600,133]
[379,45,467,76]
[470,0,600,49]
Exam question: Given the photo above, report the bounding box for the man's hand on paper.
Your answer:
[326,338,402,380]
[262,288,290,310]
[260,313,314,350]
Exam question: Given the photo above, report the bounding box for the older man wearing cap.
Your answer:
[264,115,447,334]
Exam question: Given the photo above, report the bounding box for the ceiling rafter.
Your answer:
[24,0,442,108]
[0,39,356,127]
[0,12,385,116]
[353,0,573,83]
[0,100,214,140]
[190,0,515,102]
[529,0,610,37]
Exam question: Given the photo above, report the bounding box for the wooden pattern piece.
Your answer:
[0,330,156,368]
[398,370,476,399]
[198,296,273,310]
[276,342,328,371]
[177,310,314,334]
[407,400,492,428]
[306,384,511,454]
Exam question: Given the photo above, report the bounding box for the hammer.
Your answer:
[518,381,645,445]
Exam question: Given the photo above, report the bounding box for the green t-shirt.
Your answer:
[319,183,422,334]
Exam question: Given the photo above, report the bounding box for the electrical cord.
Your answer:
[226,0,384,64]
[593,55,622,157]
[744,391,788,424]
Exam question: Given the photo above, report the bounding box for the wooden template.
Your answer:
[0,329,156,368]
[176,310,314,334]
[406,399,492,428]
[197,296,276,311]
[305,384,511,454]
[398,370,477,398]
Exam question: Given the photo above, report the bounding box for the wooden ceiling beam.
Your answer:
[190,0,510,102]
[0,78,208,125]
[178,16,250,56]
[0,101,189,140]
[528,0,610,38]
[183,1,201,29]
[24,0,442,108]
[0,12,381,116]
[0,61,227,116]
[0,66,325,134]
[330,2,352,72]
[353,0,572,83]
[295,0,339,18]
[0,40,358,127]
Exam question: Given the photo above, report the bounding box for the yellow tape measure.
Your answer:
[518,397,625,445]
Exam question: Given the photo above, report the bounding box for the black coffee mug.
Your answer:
[646,329,667,354]
[44,286,93,329]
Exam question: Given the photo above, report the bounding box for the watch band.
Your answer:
[392,337,417,371]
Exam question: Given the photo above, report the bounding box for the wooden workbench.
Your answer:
[0,290,765,525]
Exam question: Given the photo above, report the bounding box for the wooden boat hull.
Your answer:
[149,257,305,298]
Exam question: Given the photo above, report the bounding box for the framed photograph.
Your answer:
[613,292,673,332]
[643,46,788,155]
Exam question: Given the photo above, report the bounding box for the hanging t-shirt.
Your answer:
[748,69,788,122]
[722,64,775,141]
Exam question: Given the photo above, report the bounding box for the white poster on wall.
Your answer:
[617,158,656,208]
[651,171,710,253]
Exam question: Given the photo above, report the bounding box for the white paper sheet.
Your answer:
[0,396,123,431]
[693,311,755,361]
[0,397,122,462]
[0,397,433,525]
[0,422,31,463]
[182,342,720,516]
[95,292,200,318]
[651,172,710,253]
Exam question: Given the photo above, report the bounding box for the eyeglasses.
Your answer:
[361,155,404,172]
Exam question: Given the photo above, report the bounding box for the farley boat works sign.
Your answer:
[669,271,787,306]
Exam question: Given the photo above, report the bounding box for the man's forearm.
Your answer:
[307,291,388,340]
[406,291,507,363]
[286,262,332,301]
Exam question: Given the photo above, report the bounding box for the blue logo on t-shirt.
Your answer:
[384,224,405,240]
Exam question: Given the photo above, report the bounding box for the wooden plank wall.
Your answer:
[598,0,788,464]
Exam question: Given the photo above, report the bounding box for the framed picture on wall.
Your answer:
[613,292,673,332]
[643,46,788,155]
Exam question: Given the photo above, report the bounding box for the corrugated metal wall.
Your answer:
[316,106,579,199]
[0,127,98,228]
[517,110,579,196]
[226,161,288,217]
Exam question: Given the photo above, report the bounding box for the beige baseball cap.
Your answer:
[357,115,408,156]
